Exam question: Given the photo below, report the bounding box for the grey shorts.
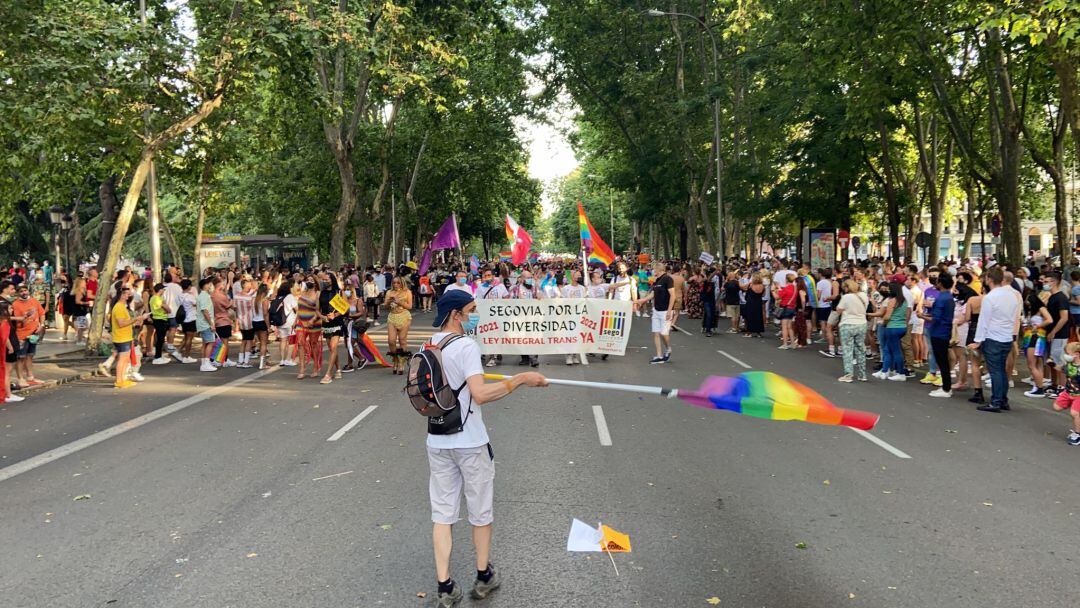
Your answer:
[427,445,495,526]
[1051,338,1068,367]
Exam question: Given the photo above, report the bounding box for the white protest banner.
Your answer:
[475,298,633,356]
[698,251,715,265]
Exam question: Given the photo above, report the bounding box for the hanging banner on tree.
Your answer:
[474,299,633,355]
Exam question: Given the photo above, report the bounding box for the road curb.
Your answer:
[13,370,98,396]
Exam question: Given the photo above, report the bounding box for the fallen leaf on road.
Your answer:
[982,502,993,507]
[848,592,856,599]
[73,494,91,501]
[706,598,721,605]
[882,491,892,494]
[416,592,426,598]
[246,552,258,558]
[379,524,393,530]
[261,491,272,498]
[945,429,957,433]
[175,573,183,578]
[795,542,807,549]
[823,480,830,485]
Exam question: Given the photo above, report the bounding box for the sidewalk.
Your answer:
[7,328,104,399]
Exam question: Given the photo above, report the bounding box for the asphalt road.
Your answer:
[1,310,1077,608]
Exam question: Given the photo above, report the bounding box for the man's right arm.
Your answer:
[467,372,548,405]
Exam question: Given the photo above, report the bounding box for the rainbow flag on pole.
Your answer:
[577,201,615,267]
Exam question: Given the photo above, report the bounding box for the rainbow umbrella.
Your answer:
[484,371,878,431]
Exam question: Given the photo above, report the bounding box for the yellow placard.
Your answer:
[600,525,631,553]
[329,293,349,315]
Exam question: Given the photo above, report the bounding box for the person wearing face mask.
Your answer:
[445,270,473,295]
[560,271,588,366]
[509,270,540,367]
[475,269,509,368]
[608,263,637,305]
[425,289,548,607]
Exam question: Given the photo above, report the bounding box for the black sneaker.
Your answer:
[1068,432,1080,446]
[662,353,671,363]
[904,369,916,378]
[436,584,463,608]
[1045,387,1060,399]
[968,392,986,404]
[471,567,502,599]
[341,363,355,373]
[1024,387,1046,398]
[649,356,666,365]
[818,350,837,358]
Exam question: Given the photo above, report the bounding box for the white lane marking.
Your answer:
[671,324,693,336]
[716,350,752,369]
[592,405,612,446]
[326,405,378,441]
[849,428,912,459]
[312,470,354,481]
[0,367,278,484]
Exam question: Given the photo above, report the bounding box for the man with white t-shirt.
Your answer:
[475,268,509,368]
[426,290,547,607]
[162,271,188,362]
[560,272,588,366]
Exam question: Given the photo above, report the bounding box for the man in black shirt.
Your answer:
[1044,270,1072,396]
[723,272,742,333]
[635,262,674,364]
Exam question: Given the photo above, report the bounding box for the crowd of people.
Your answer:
[3,251,1079,446]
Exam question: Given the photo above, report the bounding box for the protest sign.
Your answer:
[474,298,632,355]
[698,251,715,265]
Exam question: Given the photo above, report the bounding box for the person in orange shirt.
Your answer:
[10,284,46,388]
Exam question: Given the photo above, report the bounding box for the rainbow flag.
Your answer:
[357,333,391,367]
[577,201,615,267]
[210,339,228,364]
[677,371,878,430]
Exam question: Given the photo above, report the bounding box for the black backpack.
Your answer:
[405,334,472,435]
[174,299,186,324]
[268,296,286,327]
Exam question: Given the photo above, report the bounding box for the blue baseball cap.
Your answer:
[433,289,475,327]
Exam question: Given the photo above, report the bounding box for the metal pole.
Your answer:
[53,225,62,287]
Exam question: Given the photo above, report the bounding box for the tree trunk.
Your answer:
[87,152,153,352]
[159,206,183,272]
[98,175,119,261]
[191,153,214,278]
[962,179,976,258]
[87,84,227,352]
[875,117,902,263]
[328,147,360,268]
[1047,36,1080,178]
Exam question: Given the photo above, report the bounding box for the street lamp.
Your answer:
[61,214,74,276]
[48,206,65,288]
[645,8,725,259]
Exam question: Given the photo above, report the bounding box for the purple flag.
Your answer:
[418,246,434,276]
[430,213,461,250]
[418,213,460,275]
